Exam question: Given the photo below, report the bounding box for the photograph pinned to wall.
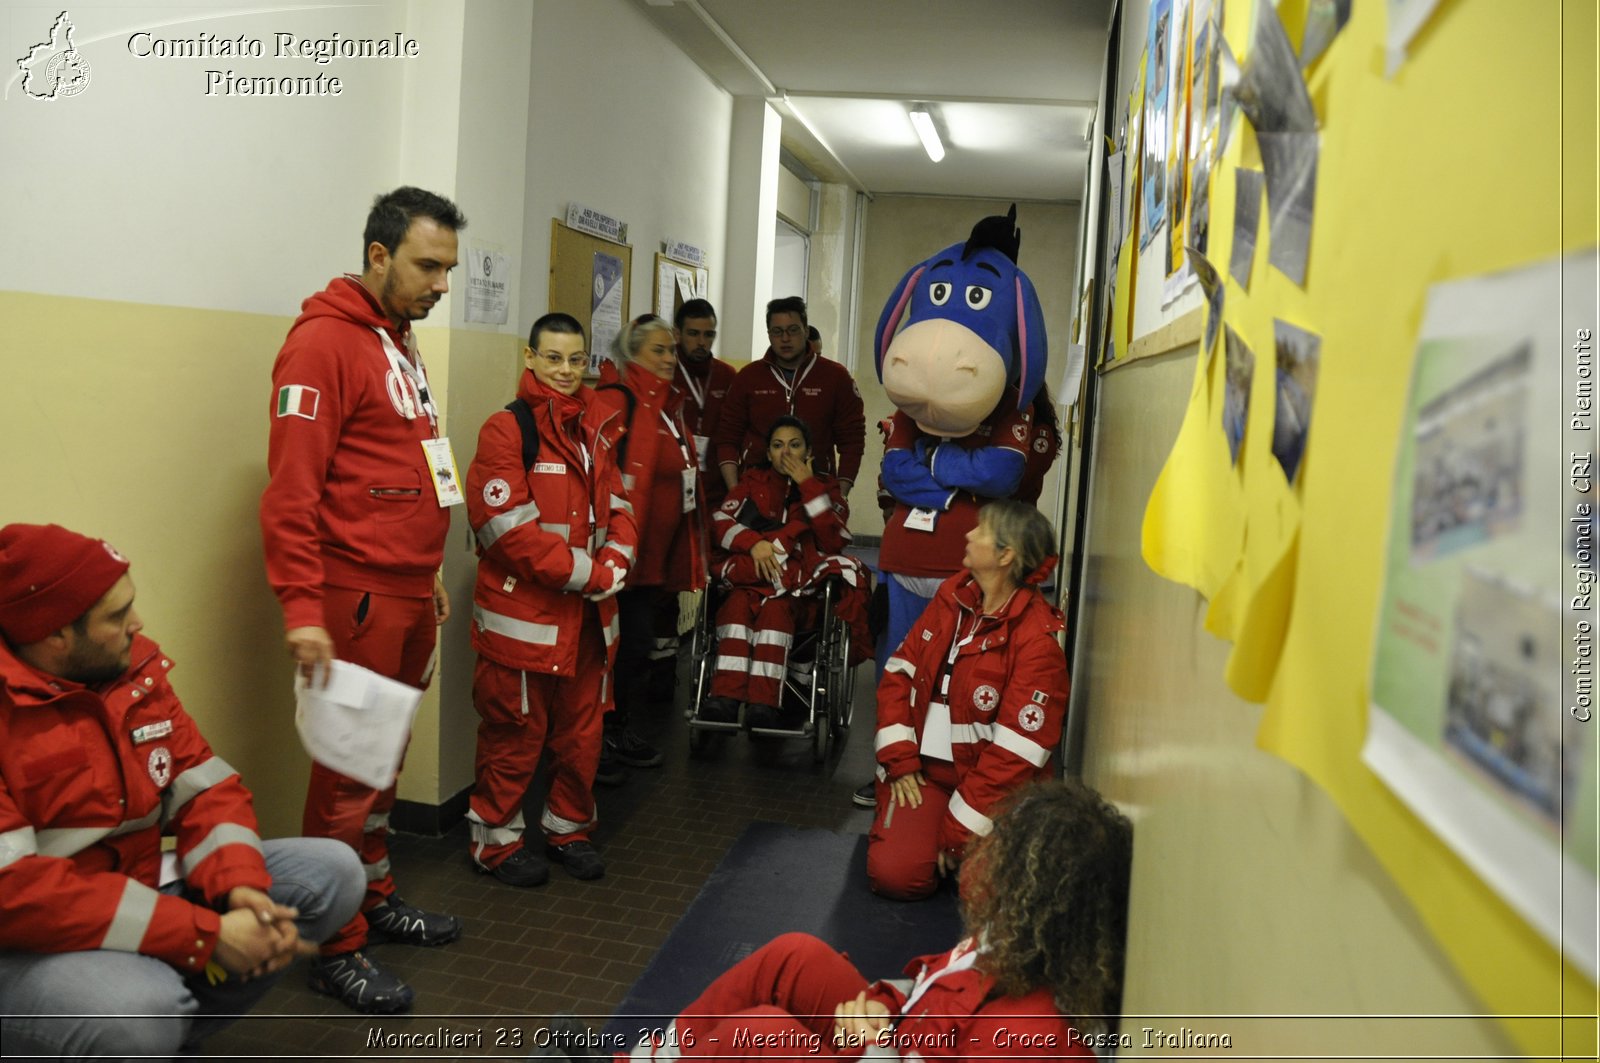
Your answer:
[1188,248,1225,365]
[1299,0,1352,67]
[1140,0,1174,251]
[1258,132,1319,287]
[1164,0,1197,279]
[1231,167,1264,287]
[1409,342,1529,563]
[1215,30,1241,159]
[1385,0,1447,76]
[1221,325,1255,466]
[1185,3,1223,260]
[590,251,624,375]
[1232,0,1317,137]
[1364,252,1598,981]
[1270,319,1320,484]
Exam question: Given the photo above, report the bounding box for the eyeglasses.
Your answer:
[768,324,805,339]
[535,351,589,370]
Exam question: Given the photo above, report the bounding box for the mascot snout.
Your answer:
[882,319,1009,437]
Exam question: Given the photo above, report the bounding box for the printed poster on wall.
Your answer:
[464,247,509,325]
[1364,253,1598,979]
[1139,0,1173,251]
[590,251,624,376]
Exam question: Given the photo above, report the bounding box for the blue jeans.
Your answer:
[0,837,363,1061]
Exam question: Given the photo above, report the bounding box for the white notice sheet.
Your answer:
[294,661,422,790]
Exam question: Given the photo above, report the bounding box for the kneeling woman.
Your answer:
[869,500,1065,900]
[614,781,1130,1062]
[704,416,864,729]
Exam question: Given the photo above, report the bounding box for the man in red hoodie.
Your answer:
[259,187,466,1014]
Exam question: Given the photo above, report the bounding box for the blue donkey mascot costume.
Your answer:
[872,205,1052,670]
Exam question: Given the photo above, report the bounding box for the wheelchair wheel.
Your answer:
[828,619,855,741]
[685,588,713,720]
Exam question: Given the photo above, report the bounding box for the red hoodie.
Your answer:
[260,276,452,631]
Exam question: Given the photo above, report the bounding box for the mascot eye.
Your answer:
[928,281,952,306]
[965,285,993,310]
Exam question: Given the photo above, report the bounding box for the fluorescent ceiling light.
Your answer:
[908,106,945,163]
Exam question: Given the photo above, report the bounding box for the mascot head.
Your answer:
[874,205,1048,437]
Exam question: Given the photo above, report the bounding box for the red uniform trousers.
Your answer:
[709,586,798,708]
[468,604,606,868]
[866,759,962,902]
[306,586,436,955]
[637,932,869,1060]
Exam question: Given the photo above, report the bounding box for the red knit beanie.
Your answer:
[0,524,131,645]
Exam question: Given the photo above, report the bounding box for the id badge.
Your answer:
[422,437,464,507]
[693,434,710,472]
[680,467,697,513]
[904,506,938,532]
[919,701,954,760]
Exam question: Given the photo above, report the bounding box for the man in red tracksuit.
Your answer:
[259,186,466,1014]
[0,524,364,1056]
[673,298,736,512]
[714,296,866,495]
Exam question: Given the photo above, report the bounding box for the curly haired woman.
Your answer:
[591,780,1132,1062]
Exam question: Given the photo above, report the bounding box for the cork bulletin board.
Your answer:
[548,219,632,374]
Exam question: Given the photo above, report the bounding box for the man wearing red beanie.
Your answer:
[0,523,364,1058]
[258,187,467,1013]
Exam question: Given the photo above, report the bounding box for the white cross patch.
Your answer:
[1018,705,1046,732]
[973,684,999,711]
[483,478,511,506]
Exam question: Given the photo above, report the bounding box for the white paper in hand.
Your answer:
[293,661,422,790]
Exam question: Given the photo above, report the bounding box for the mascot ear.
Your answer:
[1013,268,1049,410]
[874,263,925,381]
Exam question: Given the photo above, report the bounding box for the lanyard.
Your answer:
[659,408,693,467]
[373,327,439,433]
[677,363,706,415]
[768,354,816,413]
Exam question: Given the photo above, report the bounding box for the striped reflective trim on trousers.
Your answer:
[874,723,918,752]
[477,500,542,551]
[748,660,785,679]
[365,855,393,882]
[884,656,916,678]
[161,756,237,823]
[474,605,560,646]
[540,806,596,835]
[714,654,750,674]
[99,878,161,952]
[716,623,752,641]
[948,790,994,837]
[179,822,262,876]
[753,629,791,647]
[364,812,391,833]
[0,825,38,868]
[991,724,1052,766]
[563,548,593,592]
[468,809,525,848]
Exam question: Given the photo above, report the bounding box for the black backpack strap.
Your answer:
[595,382,639,465]
[505,399,540,471]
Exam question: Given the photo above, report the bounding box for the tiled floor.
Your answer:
[206,661,879,1060]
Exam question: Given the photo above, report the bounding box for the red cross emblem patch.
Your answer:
[1018,705,1046,732]
[483,478,511,507]
[147,746,173,788]
[973,684,999,711]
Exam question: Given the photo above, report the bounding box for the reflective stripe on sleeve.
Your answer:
[947,790,994,837]
[611,493,634,516]
[99,878,161,953]
[539,521,572,538]
[611,541,636,563]
[477,501,541,551]
[0,825,39,869]
[474,605,560,646]
[874,723,918,752]
[719,523,748,551]
[179,823,262,876]
[108,808,161,838]
[991,723,1052,766]
[803,492,831,518]
[884,656,916,678]
[161,757,237,823]
[564,548,593,592]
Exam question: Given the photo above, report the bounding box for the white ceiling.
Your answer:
[630,0,1115,202]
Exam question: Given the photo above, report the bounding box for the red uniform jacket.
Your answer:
[879,405,1032,579]
[713,350,866,484]
[860,939,1091,1061]
[675,354,736,509]
[0,637,268,973]
[260,276,451,631]
[1016,416,1062,505]
[876,574,1067,856]
[466,372,638,681]
[593,361,707,592]
[711,467,850,591]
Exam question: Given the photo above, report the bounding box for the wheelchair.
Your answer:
[683,575,859,762]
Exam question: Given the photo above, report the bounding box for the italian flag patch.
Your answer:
[276,384,320,420]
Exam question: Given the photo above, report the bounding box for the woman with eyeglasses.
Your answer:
[592,314,709,777]
[462,313,638,887]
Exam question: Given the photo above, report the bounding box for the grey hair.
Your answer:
[979,500,1056,585]
[611,314,675,366]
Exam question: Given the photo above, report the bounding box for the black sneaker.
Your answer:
[744,703,780,729]
[699,696,740,723]
[547,839,606,880]
[606,727,663,768]
[310,949,415,1014]
[852,780,877,809]
[478,845,549,888]
[594,742,629,787]
[365,895,462,947]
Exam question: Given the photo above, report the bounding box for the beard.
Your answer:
[62,641,129,686]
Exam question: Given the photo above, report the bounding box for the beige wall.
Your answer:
[849,196,1080,533]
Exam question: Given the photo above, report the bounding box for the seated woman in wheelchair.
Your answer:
[868,501,1067,901]
[702,415,863,729]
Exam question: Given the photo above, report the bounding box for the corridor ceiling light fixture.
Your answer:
[908,105,945,163]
